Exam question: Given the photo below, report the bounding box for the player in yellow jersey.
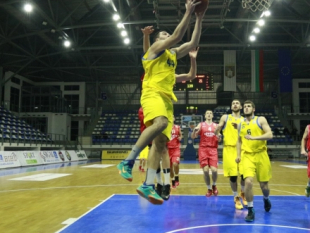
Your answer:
[214,99,246,209]
[117,0,206,205]
[236,100,273,222]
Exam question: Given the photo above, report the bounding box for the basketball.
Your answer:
[194,0,209,13]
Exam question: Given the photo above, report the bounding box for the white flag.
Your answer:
[223,50,236,91]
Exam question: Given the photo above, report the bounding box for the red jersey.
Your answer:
[167,125,181,148]
[199,122,218,148]
[307,125,310,151]
[138,107,146,133]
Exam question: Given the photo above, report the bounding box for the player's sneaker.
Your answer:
[240,191,248,207]
[161,184,171,201]
[206,189,213,197]
[139,165,142,171]
[305,186,310,197]
[156,183,163,196]
[212,185,218,196]
[172,180,176,189]
[234,196,243,210]
[136,183,164,205]
[175,176,180,186]
[117,160,134,182]
[263,197,271,212]
[141,168,145,172]
[245,208,255,222]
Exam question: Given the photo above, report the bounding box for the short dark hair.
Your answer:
[244,100,255,108]
[153,30,165,43]
[231,99,241,105]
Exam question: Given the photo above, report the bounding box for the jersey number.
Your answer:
[247,129,251,135]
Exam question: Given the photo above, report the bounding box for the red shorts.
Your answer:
[308,152,310,178]
[198,147,218,168]
[168,147,180,166]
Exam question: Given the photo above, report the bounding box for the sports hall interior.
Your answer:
[0,0,310,232]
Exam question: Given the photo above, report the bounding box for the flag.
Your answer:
[223,50,236,91]
[251,50,264,92]
[278,49,292,92]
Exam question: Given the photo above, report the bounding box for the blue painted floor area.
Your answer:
[59,195,310,233]
[0,159,99,177]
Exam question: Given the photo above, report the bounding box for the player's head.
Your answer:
[153,30,170,42]
[243,100,255,117]
[205,110,213,120]
[231,99,242,113]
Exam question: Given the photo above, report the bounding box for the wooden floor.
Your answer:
[0,159,308,233]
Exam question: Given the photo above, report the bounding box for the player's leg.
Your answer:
[117,91,167,181]
[209,147,218,196]
[136,133,167,204]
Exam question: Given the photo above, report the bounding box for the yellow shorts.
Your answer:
[139,146,149,160]
[242,150,272,182]
[223,146,243,177]
[140,88,173,140]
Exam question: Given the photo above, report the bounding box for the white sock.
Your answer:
[233,191,238,197]
[207,185,211,189]
[247,201,253,207]
[145,168,156,186]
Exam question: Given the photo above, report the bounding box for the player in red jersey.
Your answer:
[167,116,183,188]
[191,110,221,197]
[301,124,310,197]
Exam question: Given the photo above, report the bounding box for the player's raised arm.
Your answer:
[175,47,199,83]
[141,26,154,53]
[148,0,199,58]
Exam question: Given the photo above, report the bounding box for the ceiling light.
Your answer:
[124,38,130,44]
[121,30,127,37]
[264,10,271,17]
[24,3,33,12]
[117,23,124,29]
[257,19,265,26]
[64,40,71,47]
[249,35,256,41]
[253,27,260,33]
[103,0,110,2]
[113,14,120,21]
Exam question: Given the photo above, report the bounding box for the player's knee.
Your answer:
[230,176,237,183]
[154,117,168,131]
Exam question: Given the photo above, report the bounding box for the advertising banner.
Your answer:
[17,151,43,166]
[101,150,130,160]
[39,151,62,164]
[0,151,21,168]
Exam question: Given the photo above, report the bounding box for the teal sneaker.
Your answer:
[136,183,164,205]
[117,160,134,182]
[245,207,255,222]
[305,186,310,197]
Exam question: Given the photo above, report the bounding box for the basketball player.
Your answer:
[167,116,182,188]
[191,110,220,197]
[300,124,310,197]
[236,100,273,222]
[214,99,247,209]
[117,1,205,205]
[139,26,198,199]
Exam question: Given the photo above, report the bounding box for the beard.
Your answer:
[244,112,253,117]
[232,109,240,113]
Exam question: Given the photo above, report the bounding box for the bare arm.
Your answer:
[214,114,227,135]
[301,126,308,156]
[244,117,273,140]
[172,10,205,59]
[141,26,154,53]
[175,47,199,83]
[191,123,201,139]
[147,1,199,59]
[178,126,183,141]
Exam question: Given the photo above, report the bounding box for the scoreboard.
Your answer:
[174,74,214,91]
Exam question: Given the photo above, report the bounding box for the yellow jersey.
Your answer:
[222,114,244,146]
[142,49,177,101]
[239,116,267,153]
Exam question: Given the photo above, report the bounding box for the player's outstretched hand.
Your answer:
[185,0,201,14]
[141,26,154,35]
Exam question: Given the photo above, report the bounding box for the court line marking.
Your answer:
[165,224,310,233]
[0,183,306,194]
[55,194,115,233]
